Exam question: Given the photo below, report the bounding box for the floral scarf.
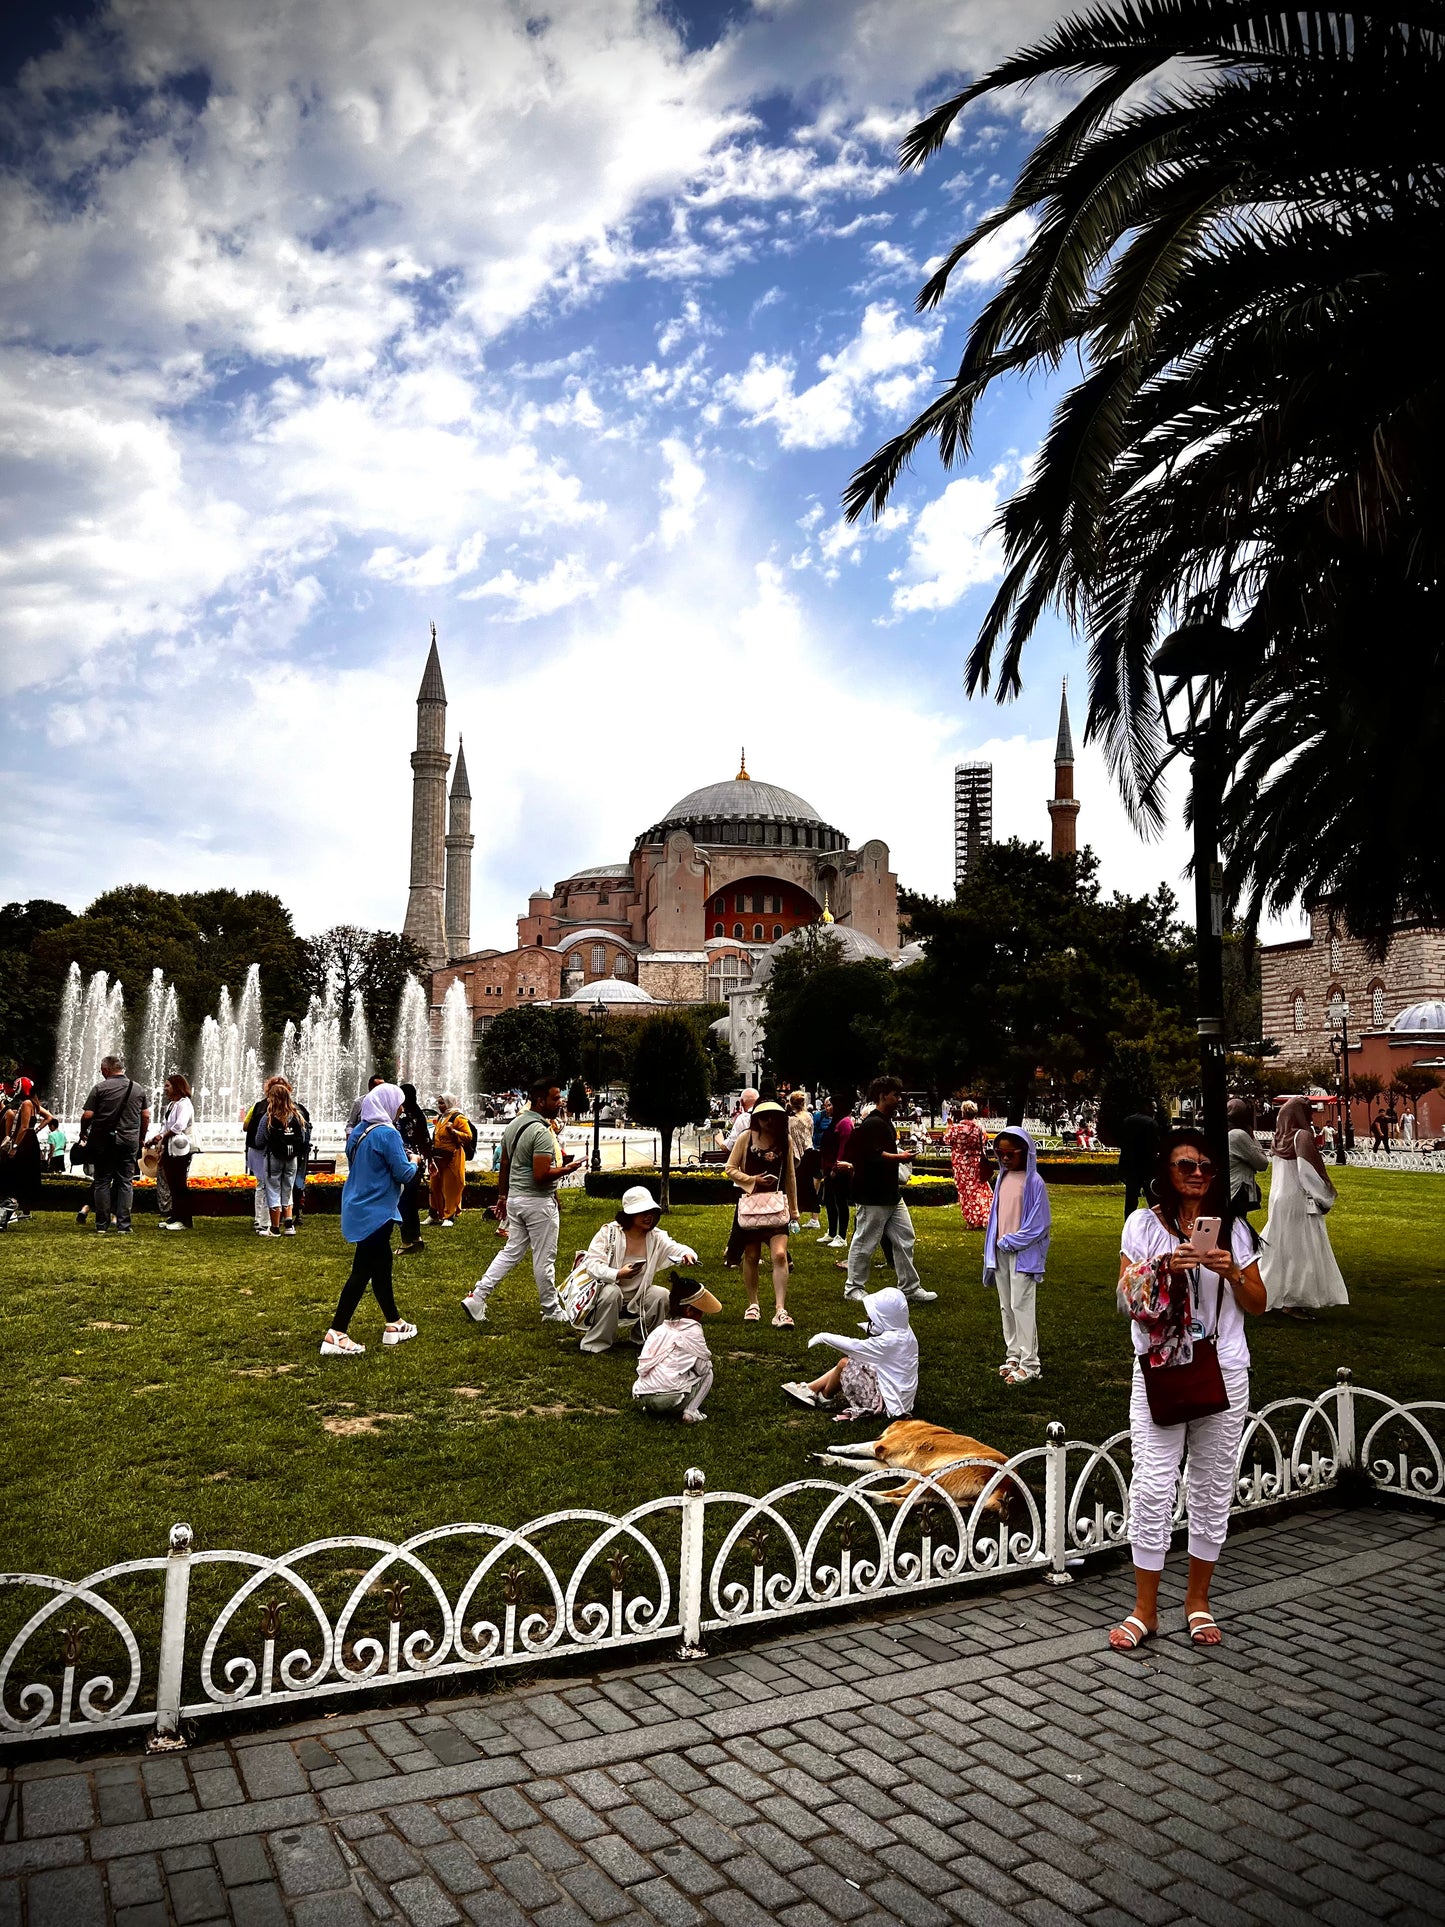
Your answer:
[1118,1254,1196,1368]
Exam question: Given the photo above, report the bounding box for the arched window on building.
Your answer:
[1371,981,1387,1027]
[568,951,584,976]
[713,921,723,937]
[591,943,606,975]
[708,952,751,1002]
[773,924,783,940]
[753,923,764,941]
[1329,933,1343,973]
[733,922,744,940]
[1327,987,1345,1029]
[613,953,633,978]
[1293,991,1306,1032]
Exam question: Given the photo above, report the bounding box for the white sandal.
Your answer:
[320,1329,365,1356]
[1187,1610,1223,1647]
[382,1321,418,1346]
[1109,1614,1155,1651]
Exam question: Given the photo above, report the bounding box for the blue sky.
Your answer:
[1,0,1294,946]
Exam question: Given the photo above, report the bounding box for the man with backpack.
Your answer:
[79,1056,149,1234]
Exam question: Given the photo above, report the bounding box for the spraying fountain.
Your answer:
[195,965,263,1128]
[138,968,180,1104]
[53,966,126,1119]
[439,979,475,1110]
[393,974,432,1091]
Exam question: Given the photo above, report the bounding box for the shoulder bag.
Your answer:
[738,1185,791,1231]
[1138,1263,1229,1426]
[1296,1157,1336,1216]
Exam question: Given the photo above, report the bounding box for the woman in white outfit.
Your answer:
[1110,1130,1267,1653]
[1258,1097,1348,1316]
[575,1185,699,1353]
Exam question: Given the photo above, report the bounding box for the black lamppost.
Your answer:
[589,997,607,1175]
[1152,622,1236,1187]
[1328,998,1354,1166]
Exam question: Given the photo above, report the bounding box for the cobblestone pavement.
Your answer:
[4,1506,1443,1927]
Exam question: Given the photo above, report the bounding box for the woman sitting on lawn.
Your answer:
[782,1286,918,1420]
[632,1274,722,1423]
[322,1084,421,1357]
[576,1184,699,1353]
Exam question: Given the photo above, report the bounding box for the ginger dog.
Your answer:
[813,1418,1017,1517]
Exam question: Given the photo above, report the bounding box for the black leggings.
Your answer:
[331,1225,399,1333]
[823,1171,849,1240]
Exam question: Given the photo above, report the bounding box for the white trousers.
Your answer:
[473,1194,561,1314]
[995,1249,1040,1372]
[1128,1364,1251,1570]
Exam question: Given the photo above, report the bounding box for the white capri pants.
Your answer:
[1128,1364,1251,1571]
[471,1194,561,1316]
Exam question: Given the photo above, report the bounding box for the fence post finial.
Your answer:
[149,1523,194,1751]
[1043,1423,1073,1586]
[678,1468,707,1658]
[1335,1366,1356,1474]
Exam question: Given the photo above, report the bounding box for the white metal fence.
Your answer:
[2,1369,1440,1752]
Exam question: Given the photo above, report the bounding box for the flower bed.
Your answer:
[29,1174,503,1217]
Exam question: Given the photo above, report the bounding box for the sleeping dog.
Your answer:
[812,1418,1017,1517]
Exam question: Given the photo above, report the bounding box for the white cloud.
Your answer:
[462,555,607,620]
[720,301,939,448]
[957,210,1037,285]
[889,465,1015,612]
[657,441,706,548]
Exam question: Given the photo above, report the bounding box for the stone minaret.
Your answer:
[445,737,474,961]
[1047,680,1081,857]
[403,626,451,971]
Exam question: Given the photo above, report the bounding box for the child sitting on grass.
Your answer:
[782,1286,918,1421]
[632,1273,722,1423]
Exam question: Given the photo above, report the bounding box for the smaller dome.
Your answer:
[561,862,631,884]
[1390,1000,1445,1033]
[894,941,925,970]
[751,923,890,986]
[563,978,657,1005]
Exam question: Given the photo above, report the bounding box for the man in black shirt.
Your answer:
[839,1076,936,1304]
[80,1055,150,1234]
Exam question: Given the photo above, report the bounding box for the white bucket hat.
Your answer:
[620,1185,661,1216]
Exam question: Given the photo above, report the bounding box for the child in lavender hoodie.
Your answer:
[982,1128,1052,1384]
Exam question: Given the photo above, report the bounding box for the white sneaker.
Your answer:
[682,1410,707,1424]
[541,1307,570,1323]
[159,1221,186,1232]
[439,1218,456,1227]
[281,1223,297,1237]
[803,1219,821,1230]
[256,1228,276,1238]
[828,1236,847,1249]
[462,1294,488,1323]
[320,1330,365,1356]
[816,1232,833,1243]
[905,1288,938,1303]
[782,1382,821,1409]
[382,1321,418,1346]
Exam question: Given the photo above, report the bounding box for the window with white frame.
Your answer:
[591,943,606,974]
[1371,982,1386,1027]
[1329,934,1343,973]
[1293,991,1306,1032]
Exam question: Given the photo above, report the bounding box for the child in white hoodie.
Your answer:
[782,1286,918,1421]
[632,1274,722,1423]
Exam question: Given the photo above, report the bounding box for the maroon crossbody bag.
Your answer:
[1139,1262,1230,1426]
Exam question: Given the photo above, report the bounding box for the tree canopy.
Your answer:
[761,929,895,1098]
[627,1014,712,1208]
[847,2,1445,949]
[477,1005,584,1093]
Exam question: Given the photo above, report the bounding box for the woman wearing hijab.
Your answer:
[428,1094,473,1226]
[981,1128,1052,1384]
[943,1097,993,1230]
[1258,1097,1348,1316]
[395,1083,432,1254]
[321,1084,420,1356]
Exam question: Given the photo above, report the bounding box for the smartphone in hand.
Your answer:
[1188,1215,1222,1254]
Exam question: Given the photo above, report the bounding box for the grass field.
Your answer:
[5,1169,1442,1578]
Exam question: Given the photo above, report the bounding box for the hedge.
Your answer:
[23,1173,503,1218]
[583,1162,1120,1204]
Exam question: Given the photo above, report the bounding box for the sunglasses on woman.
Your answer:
[1171,1157,1214,1176]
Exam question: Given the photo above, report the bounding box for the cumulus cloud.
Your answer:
[957,210,1037,285]
[719,302,939,448]
[889,465,1017,612]
[657,440,706,548]
[462,555,609,620]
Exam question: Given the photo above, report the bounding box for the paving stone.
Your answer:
[269,1823,350,1896]
[585,1834,654,1887]
[714,1853,803,1910]
[424,1841,492,1895]
[515,1823,585,1870]
[21,1777,95,1836]
[391,1873,464,1924]
[630,1876,703,1926]
[25,1864,108,1927]
[228,1882,289,1927]
[239,1746,310,1800]
[167,1863,227,1922]
[357,1830,424,1882]
[494,1855,562,1909]
[393,1803,456,1847]
[290,1893,373,1927]
[109,1855,165,1907]
[215,1835,273,1887]
[460,1895,527,1927]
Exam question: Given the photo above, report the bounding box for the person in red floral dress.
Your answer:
[944,1100,993,1230]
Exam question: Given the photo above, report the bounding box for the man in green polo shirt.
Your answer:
[462,1077,581,1323]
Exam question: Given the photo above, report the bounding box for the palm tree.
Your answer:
[846,1,1445,947]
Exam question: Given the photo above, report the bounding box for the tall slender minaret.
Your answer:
[444,737,474,961]
[1047,679,1081,857]
[403,625,451,971]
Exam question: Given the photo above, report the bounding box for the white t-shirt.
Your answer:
[1121,1207,1257,1372]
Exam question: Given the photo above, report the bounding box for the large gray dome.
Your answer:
[662,778,824,825]
[1390,1000,1445,1033]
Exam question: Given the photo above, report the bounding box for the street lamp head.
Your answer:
[1152,621,1237,751]
[590,997,607,1030]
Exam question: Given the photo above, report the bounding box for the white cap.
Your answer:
[620,1185,661,1215]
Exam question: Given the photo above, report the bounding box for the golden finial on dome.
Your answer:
[821,891,834,925]
[736,747,750,780]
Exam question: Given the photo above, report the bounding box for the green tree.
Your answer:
[893,843,1195,1123]
[477,1005,583,1093]
[626,1014,712,1209]
[1390,1064,1443,1125]
[704,1026,741,1097]
[761,929,897,1094]
[1350,1071,1384,1123]
[846,2,1444,951]
[0,901,75,1082]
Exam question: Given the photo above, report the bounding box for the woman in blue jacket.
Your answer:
[982,1126,1052,1385]
[321,1084,420,1357]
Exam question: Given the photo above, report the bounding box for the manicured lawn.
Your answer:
[4,1169,1441,1578]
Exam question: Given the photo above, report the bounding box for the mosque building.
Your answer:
[404,638,900,1035]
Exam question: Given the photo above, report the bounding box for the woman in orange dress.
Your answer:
[427,1096,473,1226]
[944,1098,993,1230]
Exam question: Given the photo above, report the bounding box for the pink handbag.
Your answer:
[737,1186,790,1230]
